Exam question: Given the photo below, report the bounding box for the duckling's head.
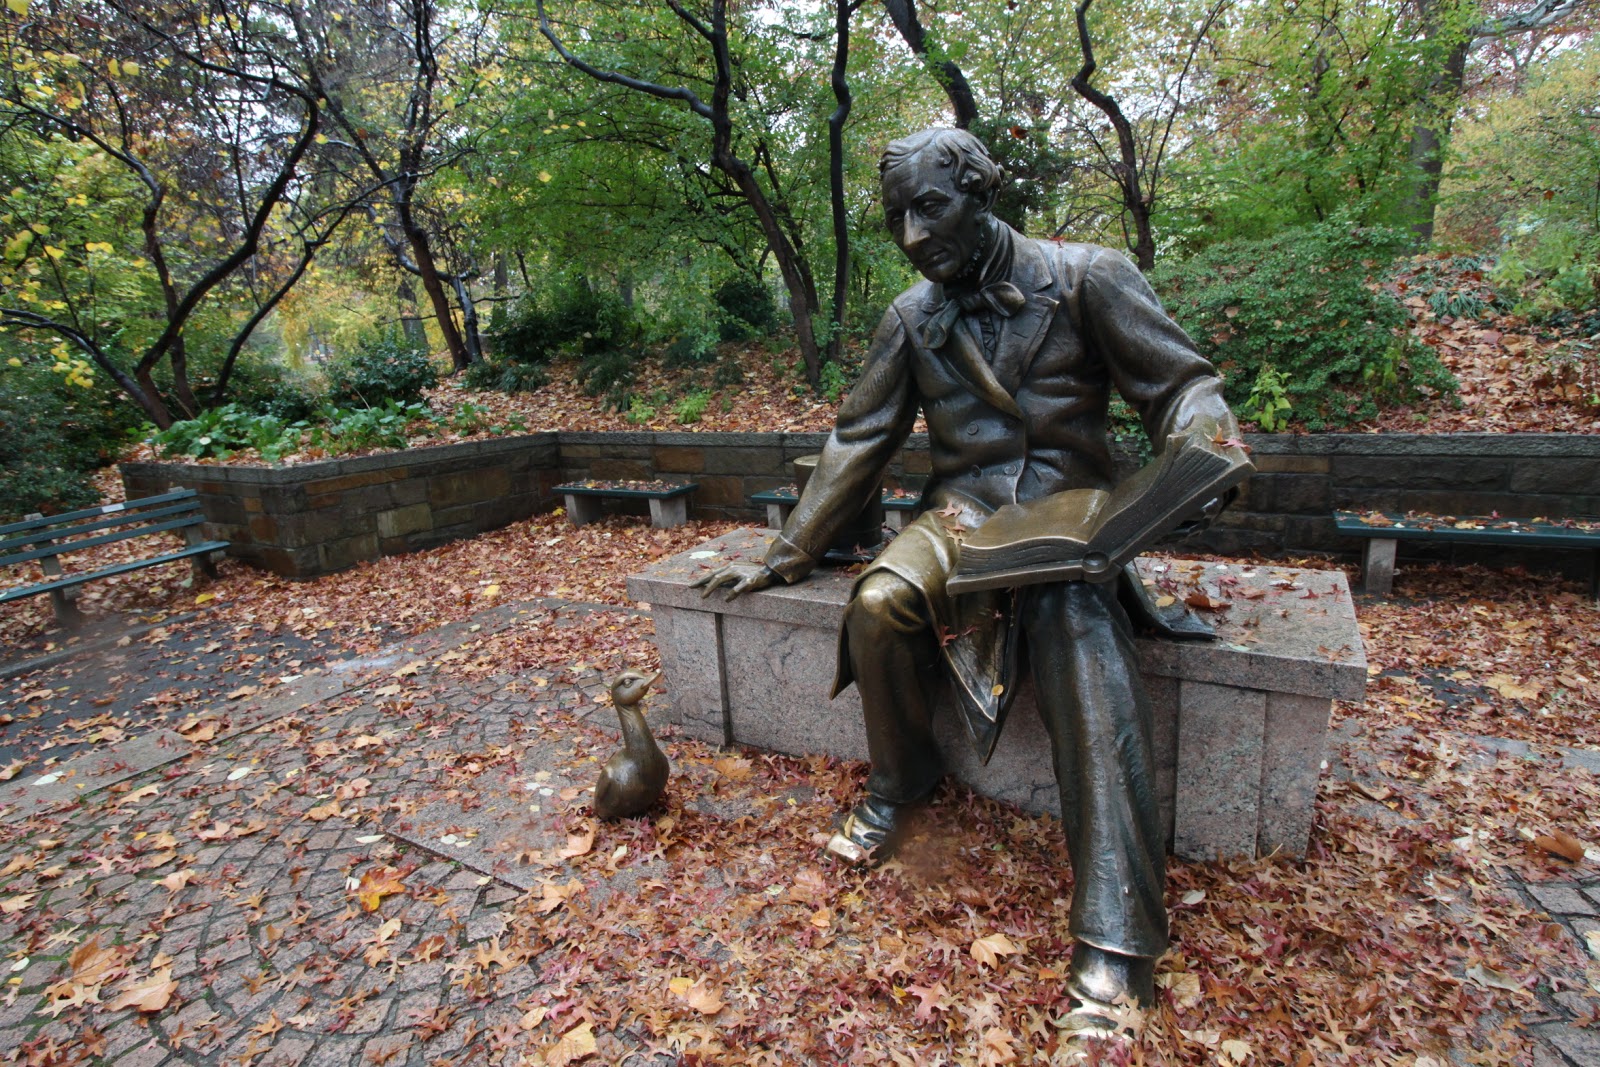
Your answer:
[609,669,660,707]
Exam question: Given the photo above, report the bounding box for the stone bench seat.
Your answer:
[751,487,921,532]
[627,528,1367,862]
[1335,509,1600,602]
[556,480,698,529]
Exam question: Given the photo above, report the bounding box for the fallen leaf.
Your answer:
[1533,830,1587,864]
[559,828,595,859]
[105,968,177,1013]
[970,932,1022,969]
[355,866,407,912]
[670,975,725,1015]
[543,1021,596,1067]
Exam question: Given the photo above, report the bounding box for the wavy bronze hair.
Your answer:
[879,128,1005,196]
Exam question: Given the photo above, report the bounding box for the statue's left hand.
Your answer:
[691,561,779,601]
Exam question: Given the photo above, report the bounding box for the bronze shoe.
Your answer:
[1057,944,1154,1053]
[823,794,908,866]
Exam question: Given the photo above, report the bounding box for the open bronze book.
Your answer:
[947,427,1253,593]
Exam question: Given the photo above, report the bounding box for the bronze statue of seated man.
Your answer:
[694,127,1241,1043]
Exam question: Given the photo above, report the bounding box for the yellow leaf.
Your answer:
[355,866,407,911]
[6,1,28,18]
[481,583,499,599]
[42,244,63,260]
[537,171,552,183]
[194,591,215,604]
[543,1022,596,1067]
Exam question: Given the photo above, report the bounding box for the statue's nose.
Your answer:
[900,218,929,249]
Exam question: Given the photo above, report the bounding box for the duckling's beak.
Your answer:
[642,671,661,689]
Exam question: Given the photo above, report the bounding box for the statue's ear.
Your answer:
[975,182,999,217]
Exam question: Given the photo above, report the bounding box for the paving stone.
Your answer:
[112,1039,169,1067]
[1529,885,1599,917]
[1535,1022,1600,1065]
[260,1035,316,1067]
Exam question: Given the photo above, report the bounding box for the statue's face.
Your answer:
[882,155,987,285]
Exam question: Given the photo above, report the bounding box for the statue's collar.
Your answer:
[935,217,1014,304]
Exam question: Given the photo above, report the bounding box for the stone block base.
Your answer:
[628,528,1367,862]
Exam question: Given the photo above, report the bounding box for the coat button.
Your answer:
[967,423,980,435]
[1006,464,1018,475]
[970,465,982,478]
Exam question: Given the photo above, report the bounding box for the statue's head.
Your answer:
[879,128,1004,285]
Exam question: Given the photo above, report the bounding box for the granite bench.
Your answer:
[751,487,923,533]
[556,480,697,529]
[1335,509,1600,603]
[627,528,1368,862]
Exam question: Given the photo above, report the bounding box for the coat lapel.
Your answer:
[898,296,1023,418]
[992,238,1061,390]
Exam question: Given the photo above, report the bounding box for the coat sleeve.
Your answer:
[1078,247,1241,450]
[763,307,920,583]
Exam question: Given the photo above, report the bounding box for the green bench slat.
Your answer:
[0,541,230,605]
[0,489,199,538]
[0,501,204,554]
[0,514,206,569]
[1334,511,1600,551]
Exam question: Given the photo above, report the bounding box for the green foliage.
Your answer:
[148,404,309,463]
[225,350,323,422]
[817,361,851,404]
[326,333,438,409]
[712,354,745,389]
[315,401,434,454]
[624,395,658,426]
[663,328,718,370]
[577,348,638,410]
[673,390,710,425]
[1241,365,1294,431]
[0,359,137,520]
[1491,223,1600,319]
[461,359,549,394]
[1150,222,1457,429]
[713,276,778,342]
[490,280,635,367]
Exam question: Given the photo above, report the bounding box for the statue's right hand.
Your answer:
[691,561,779,601]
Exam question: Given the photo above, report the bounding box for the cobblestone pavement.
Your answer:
[0,604,1596,1066]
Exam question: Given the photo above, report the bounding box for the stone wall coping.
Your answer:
[627,528,1368,703]
[1246,432,1600,458]
[121,432,560,486]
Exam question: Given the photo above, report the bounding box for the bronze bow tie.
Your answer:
[920,281,1027,348]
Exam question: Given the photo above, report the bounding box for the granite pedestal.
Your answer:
[627,528,1367,861]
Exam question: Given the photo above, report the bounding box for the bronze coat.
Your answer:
[763,226,1240,753]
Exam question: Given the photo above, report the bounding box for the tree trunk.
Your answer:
[1072,0,1156,270]
[396,198,470,370]
[450,272,485,368]
[882,0,978,128]
[826,0,855,369]
[1403,35,1470,244]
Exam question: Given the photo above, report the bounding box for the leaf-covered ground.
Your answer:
[1,502,1598,1064]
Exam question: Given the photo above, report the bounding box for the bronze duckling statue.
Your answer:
[593,670,669,820]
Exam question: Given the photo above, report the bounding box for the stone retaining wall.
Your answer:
[121,431,1599,580]
[122,435,560,577]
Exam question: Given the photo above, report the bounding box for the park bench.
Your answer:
[751,486,922,532]
[555,479,698,529]
[0,489,228,626]
[1334,509,1600,602]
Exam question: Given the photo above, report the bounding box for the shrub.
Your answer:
[0,359,143,520]
[223,349,322,422]
[148,404,308,463]
[1150,222,1457,429]
[490,280,634,368]
[664,328,718,369]
[462,359,548,394]
[578,347,638,410]
[674,390,710,425]
[326,332,437,408]
[714,276,778,341]
[316,400,433,454]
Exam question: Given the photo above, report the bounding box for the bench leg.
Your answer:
[649,496,689,529]
[1591,549,1599,605]
[1362,538,1397,596]
[564,494,603,528]
[47,588,84,629]
[884,510,909,533]
[182,525,220,582]
[765,503,786,530]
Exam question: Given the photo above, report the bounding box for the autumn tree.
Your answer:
[0,0,343,428]
[287,0,502,372]
[533,0,879,386]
